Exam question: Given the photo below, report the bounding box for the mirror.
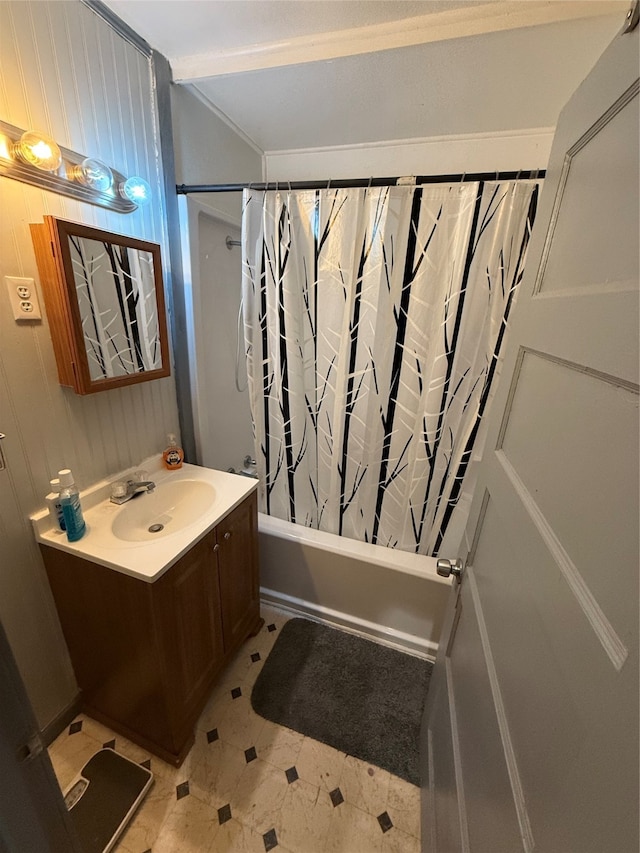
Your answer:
[31,217,170,394]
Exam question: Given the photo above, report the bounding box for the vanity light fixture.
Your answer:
[120,175,151,206]
[14,130,62,172]
[71,157,114,192]
[0,119,150,213]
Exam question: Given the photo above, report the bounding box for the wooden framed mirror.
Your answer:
[31,217,170,394]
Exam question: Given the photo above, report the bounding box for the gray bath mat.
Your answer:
[64,748,153,853]
[251,618,432,785]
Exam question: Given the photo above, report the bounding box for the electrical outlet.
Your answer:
[4,276,42,321]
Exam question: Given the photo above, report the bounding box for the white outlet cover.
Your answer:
[4,276,42,321]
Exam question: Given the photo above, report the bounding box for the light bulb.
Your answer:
[0,133,11,162]
[120,176,151,206]
[15,131,62,172]
[72,157,113,192]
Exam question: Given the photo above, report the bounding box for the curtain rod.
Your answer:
[176,170,545,195]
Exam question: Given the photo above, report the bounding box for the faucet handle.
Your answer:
[134,469,149,482]
[111,480,128,499]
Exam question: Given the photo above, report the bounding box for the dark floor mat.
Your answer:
[251,618,432,786]
[65,748,153,853]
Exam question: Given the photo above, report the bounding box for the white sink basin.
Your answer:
[31,459,257,582]
[111,479,216,542]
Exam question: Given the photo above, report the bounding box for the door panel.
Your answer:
[450,576,524,852]
[499,349,638,640]
[424,654,463,853]
[423,23,639,853]
[538,86,639,294]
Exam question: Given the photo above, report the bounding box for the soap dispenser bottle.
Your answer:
[58,469,86,542]
[163,433,184,470]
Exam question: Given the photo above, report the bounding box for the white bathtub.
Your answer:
[258,513,451,660]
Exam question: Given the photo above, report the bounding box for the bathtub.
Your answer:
[258,513,451,660]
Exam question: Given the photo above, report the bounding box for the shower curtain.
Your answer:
[242,181,539,555]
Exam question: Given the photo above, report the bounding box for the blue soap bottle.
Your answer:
[58,468,86,542]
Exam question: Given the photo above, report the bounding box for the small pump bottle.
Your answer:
[58,469,86,542]
[45,478,65,531]
[162,433,184,470]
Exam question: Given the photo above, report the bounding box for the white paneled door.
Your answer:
[421,22,639,853]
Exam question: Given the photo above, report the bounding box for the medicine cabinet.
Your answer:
[31,217,170,394]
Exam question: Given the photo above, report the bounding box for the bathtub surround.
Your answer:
[258,513,449,660]
[242,180,540,555]
[251,618,433,786]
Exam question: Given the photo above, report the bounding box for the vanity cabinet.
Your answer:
[41,490,261,766]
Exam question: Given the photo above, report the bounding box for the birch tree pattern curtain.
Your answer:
[242,181,539,555]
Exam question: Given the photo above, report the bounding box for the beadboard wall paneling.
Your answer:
[0,1,180,729]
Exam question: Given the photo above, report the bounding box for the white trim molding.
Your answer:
[265,128,555,182]
[260,589,438,661]
[173,1,627,81]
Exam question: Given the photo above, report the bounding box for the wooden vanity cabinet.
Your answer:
[41,491,261,766]
[216,490,260,651]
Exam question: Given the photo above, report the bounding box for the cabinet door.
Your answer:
[155,532,225,732]
[217,491,260,653]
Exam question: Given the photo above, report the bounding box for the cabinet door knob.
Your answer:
[212,543,220,552]
[223,531,231,540]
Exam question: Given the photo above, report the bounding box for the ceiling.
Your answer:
[103,0,627,152]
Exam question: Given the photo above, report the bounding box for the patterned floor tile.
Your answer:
[232,756,289,833]
[152,793,219,853]
[381,826,422,853]
[217,693,267,752]
[324,800,384,853]
[339,754,391,816]
[115,772,175,853]
[48,729,104,792]
[295,736,347,793]
[196,678,238,733]
[76,714,120,745]
[209,817,269,852]
[255,719,304,772]
[188,738,247,809]
[387,772,421,839]
[329,788,344,807]
[47,606,422,853]
[278,777,333,853]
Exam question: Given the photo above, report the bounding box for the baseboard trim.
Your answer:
[41,692,83,747]
[260,587,437,661]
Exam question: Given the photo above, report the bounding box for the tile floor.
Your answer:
[48,606,421,853]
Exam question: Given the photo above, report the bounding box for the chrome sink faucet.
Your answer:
[110,478,156,505]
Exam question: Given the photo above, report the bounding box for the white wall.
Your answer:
[265,127,554,182]
[0,1,180,730]
[179,200,254,471]
[170,83,263,222]
[171,85,262,473]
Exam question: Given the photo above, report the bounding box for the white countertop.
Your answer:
[31,458,258,583]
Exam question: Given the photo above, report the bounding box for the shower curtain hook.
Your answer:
[366,175,373,193]
[327,177,331,192]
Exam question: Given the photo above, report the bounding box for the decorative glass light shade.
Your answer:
[15,131,62,171]
[72,157,113,192]
[119,176,151,206]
